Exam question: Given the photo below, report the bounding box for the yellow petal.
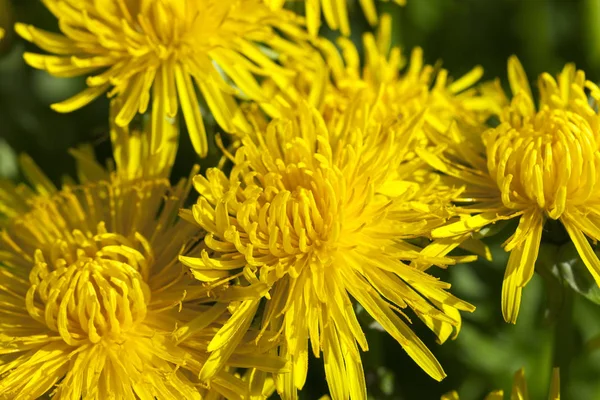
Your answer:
[51,83,110,113]
[344,270,446,381]
[448,66,484,94]
[484,391,504,400]
[511,368,529,400]
[322,325,350,400]
[14,24,79,55]
[441,391,460,400]
[305,0,321,36]
[508,56,533,100]
[562,216,600,287]
[174,64,208,158]
[432,212,519,238]
[172,303,228,343]
[501,212,543,324]
[200,299,261,381]
[358,0,378,26]
[18,154,57,196]
[115,73,147,127]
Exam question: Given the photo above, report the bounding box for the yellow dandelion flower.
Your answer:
[265,15,495,147]
[0,28,4,40]
[0,114,285,399]
[420,57,600,323]
[326,21,497,137]
[15,0,309,157]
[441,367,560,400]
[264,0,405,36]
[178,99,474,399]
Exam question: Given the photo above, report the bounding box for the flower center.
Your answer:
[485,107,599,218]
[211,145,343,284]
[26,228,152,346]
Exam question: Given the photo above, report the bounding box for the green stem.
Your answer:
[584,0,600,69]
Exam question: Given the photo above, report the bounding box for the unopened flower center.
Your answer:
[26,230,152,346]
[486,107,599,218]
[217,154,343,282]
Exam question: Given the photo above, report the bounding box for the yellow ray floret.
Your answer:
[15,0,310,157]
[442,367,560,399]
[178,99,474,400]
[264,0,405,36]
[0,117,285,399]
[424,56,600,324]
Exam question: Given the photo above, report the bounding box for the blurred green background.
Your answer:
[2,0,600,399]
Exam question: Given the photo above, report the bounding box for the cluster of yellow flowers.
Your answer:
[3,0,597,398]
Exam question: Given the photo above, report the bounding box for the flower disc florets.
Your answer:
[486,105,599,219]
[27,228,152,346]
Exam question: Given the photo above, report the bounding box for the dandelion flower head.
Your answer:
[423,57,600,323]
[0,114,284,399]
[16,0,309,157]
[179,98,475,400]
